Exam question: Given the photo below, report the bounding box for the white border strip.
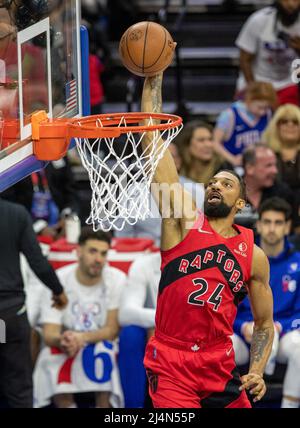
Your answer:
[48,250,148,263]
[76,0,82,117]
[48,251,78,262]
[17,18,52,140]
[0,142,33,173]
[107,251,148,262]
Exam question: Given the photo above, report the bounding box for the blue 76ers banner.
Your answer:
[33,341,124,408]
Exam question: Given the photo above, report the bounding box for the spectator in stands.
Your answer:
[2,157,79,238]
[214,82,277,167]
[0,197,68,408]
[263,104,300,212]
[118,252,161,407]
[238,144,295,229]
[35,227,125,408]
[88,27,105,115]
[89,52,105,115]
[174,120,231,184]
[233,198,300,408]
[114,142,203,246]
[236,0,300,105]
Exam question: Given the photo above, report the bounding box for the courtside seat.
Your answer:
[108,238,158,274]
[47,237,158,274]
[111,237,157,252]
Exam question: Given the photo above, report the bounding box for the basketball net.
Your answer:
[74,114,183,231]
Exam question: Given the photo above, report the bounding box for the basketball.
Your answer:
[119,21,176,77]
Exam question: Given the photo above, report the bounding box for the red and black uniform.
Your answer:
[144,213,254,408]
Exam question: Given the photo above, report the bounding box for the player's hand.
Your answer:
[232,154,243,167]
[61,343,78,357]
[239,373,266,403]
[60,338,77,357]
[52,292,68,309]
[241,321,254,344]
[61,331,82,357]
[145,72,163,85]
[69,331,86,350]
[39,225,59,238]
[62,331,86,348]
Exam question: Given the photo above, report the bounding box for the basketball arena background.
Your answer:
[0,0,300,410]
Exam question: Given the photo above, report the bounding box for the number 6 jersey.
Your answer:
[155,213,254,344]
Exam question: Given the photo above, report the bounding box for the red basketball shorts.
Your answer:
[277,85,299,106]
[144,331,251,408]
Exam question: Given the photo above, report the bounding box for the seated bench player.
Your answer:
[33,227,126,408]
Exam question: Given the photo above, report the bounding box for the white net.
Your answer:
[74,114,183,231]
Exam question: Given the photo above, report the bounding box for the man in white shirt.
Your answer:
[236,0,300,105]
[35,227,126,408]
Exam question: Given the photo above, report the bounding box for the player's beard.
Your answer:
[86,264,103,278]
[204,199,233,218]
[79,260,103,279]
[276,2,300,27]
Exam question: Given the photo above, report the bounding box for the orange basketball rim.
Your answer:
[31,110,182,161]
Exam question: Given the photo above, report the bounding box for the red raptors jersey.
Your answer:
[155,213,254,344]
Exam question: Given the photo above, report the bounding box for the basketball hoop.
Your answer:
[31,110,183,231]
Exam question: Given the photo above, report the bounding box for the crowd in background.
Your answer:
[1,0,300,409]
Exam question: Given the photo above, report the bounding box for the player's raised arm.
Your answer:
[141,74,197,249]
[141,73,180,188]
[240,244,274,402]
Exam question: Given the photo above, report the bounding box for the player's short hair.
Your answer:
[245,81,278,110]
[258,197,292,221]
[216,169,247,201]
[78,226,112,246]
[242,143,272,169]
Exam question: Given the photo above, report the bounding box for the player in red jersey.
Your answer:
[142,73,274,408]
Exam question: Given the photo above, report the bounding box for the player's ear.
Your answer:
[236,198,245,212]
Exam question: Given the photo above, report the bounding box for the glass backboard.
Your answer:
[0,0,88,191]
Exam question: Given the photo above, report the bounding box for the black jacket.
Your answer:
[0,198,63,318]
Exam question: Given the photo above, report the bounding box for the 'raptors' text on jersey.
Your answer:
[155,214,254,344]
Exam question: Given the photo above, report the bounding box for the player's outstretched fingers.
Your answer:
[240,373,262,390]
[239,374,258,391]
[240,373,266,402]
[250,380,266,402]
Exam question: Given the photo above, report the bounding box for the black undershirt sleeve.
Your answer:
[19,208,63,295]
